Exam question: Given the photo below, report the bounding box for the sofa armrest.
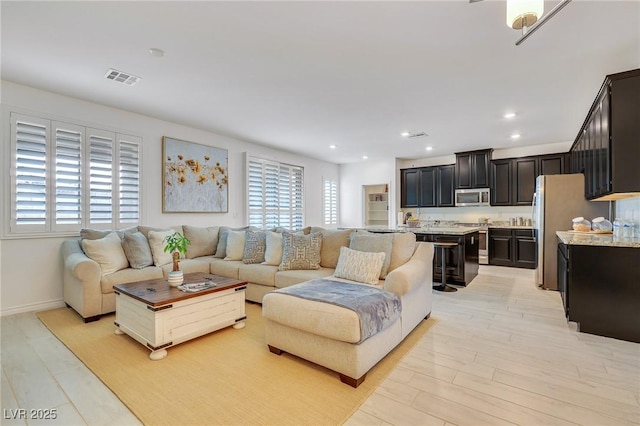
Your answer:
[383,242,434,296]
[62,239,103,319]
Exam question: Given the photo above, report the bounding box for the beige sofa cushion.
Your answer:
[81,232,129,275]
[262,231,283,266]
[100,266,163,294]
[148,230,175,266]
[214,226,253,258]
[121,231,153,269]
[334,247,386,286]
[224,230,246,261]
[349,232,393,279]
[239,264,278,286]
[183,225,219,259]
[319,229,353,268]
[274,268,335,288]
[80,226,138,241]
[210,259,243,279]
[388,232,417,273]
[160,258,210,277]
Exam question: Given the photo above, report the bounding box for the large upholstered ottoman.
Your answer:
[262,279,404,388]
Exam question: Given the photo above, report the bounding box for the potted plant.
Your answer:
[163,231,191,286]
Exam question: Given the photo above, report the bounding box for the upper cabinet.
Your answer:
[400,165,455,208]
[455,149,492,189]
[570,69,640,200]
[490,153,566,206]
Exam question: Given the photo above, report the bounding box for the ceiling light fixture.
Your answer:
[504,112,516,119]
[400,132,410,137]
[510,0,573,46]
[511,134,521,140]
[148,48,166,58]
[426,146,433,151]
[362,155,368,160]
[329,144,337,149]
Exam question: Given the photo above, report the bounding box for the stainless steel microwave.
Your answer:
[455,188,490,206]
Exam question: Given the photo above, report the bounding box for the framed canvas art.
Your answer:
[162,137,228,212]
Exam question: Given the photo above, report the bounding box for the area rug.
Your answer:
[38,303,436,426]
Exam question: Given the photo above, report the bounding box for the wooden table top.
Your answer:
[113,272,247,307]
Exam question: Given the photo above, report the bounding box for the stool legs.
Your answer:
[433,245,457,292]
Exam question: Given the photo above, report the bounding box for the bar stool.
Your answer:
[432,241,458,292]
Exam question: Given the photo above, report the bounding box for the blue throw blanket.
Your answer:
[275,279,401,343]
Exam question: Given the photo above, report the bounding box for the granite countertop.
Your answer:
[374,226,481,235]
[556,231,640,248]
[488,225,535,230]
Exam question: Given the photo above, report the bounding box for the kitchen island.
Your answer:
[365,226,480,286]
[556,231,640,343]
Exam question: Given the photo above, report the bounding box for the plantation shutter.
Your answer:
[88,129,114,225]
[53,122,83,231]
[323,179,338,225]
[247,157,304,229]
[11,114,49,232]
[118,134,141,225]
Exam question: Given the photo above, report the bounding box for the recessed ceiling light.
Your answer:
[511,133,521,139]
[362,155,368,160]
[148,48,166,58]
[400,132,410,137]
[426,146,433,151]
[329,144,337,149]
[504,112,517,119]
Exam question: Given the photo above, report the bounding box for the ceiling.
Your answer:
[2,1,639,164]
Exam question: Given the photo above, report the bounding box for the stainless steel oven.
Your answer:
[478,229,488,264]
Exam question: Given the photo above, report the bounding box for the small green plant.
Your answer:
[163,231,191,272]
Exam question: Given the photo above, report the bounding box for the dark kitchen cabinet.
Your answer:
[400,165,455,208]
[456,149,492,189]
[488,228,536,269]
[490,153,566,206]
[490,159,513,206]
[570,68,640,200]
[557,241,640,343]
[415,231,479,286]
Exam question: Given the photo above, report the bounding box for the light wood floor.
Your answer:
[2,265,639,425]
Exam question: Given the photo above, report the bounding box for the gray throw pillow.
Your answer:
[243,230,267,264]
[121,231,153,269]
[279,232,323,271]
[349,233,394,279]
[214,226,254,258]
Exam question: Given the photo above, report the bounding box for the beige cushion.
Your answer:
[209,259,243,279]
[214,226,253,258]
[349,232,394,279]
[100,266,163,294]
[224,230,246,261]
[320,229,353,268]
[274,268,335,288]
[80,226,138,241]
[148,230,175,266]
[183,225,220,259]
[279,232,322,271]
[120,231,153,269]
[160,258,210,277]
[388,232,417,273]
[243,230,266,264]
[138,225,181,239]
[262,231,283,266]
[81,232,129,275]
[334,246,386,286]
[239,263,278,286]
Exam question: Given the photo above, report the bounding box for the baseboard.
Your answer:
[1,298,65,317]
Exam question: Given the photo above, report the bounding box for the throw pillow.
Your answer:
[148,230,175,266]
[388,232,417,273]
[262,231,283,266]
[214,226,253,258]
[319,229,353,268]
[183,225,220,259]
[224,230,246,261]
[243,230,266,264]
[334,246,386,286]
[80,226,138,241]
[81,232,129,275]
[349,232,394,279]
[279,232,322,271]
[121,231,153,269]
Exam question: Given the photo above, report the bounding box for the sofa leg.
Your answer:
[339,373,366,388]
[268,345,283,355]
[83,315,101,323]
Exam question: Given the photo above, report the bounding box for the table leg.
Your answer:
[150,349,168,361]
[115,328,124,335]
[233,321,246,329]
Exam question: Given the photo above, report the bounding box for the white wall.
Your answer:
[0,81,339,315]
[339,159,395,228]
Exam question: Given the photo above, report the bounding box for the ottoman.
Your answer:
[262,280,403,388]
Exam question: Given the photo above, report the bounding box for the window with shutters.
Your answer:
[8,112,142,236]
[323,179,338,226]
[247,156,304,230]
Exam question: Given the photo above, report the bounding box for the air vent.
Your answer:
[407,132,428,138]
[104,69,141,86]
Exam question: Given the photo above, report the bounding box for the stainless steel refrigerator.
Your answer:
[534,174,608,290]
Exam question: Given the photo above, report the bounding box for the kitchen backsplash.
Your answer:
[400,205,532,224]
